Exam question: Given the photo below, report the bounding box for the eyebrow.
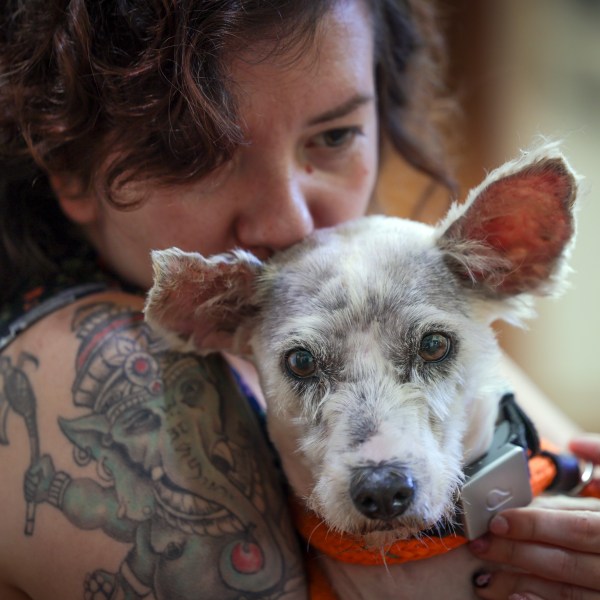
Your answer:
[307,93,375,126]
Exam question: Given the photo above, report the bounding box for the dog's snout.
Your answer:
[350,464,415,521]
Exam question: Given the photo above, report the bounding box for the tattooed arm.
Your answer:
[0,293,307,600]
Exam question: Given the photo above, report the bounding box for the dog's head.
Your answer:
[145,145,578,543]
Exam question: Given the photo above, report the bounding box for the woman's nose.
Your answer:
[234,166,315,256]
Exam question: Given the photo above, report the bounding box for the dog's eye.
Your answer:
[285,349,317,378]
[418,333,451,362]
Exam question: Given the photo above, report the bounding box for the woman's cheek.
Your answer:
[346,149,377,201]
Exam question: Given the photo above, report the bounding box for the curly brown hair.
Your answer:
[0,0,451,303]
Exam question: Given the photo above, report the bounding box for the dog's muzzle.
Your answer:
[350,463,415,521]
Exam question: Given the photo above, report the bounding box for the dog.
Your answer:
[144,143,578,599]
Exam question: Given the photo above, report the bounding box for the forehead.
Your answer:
[261,218,468,336]
[225,1,374,130]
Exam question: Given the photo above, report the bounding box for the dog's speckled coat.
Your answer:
[145,144,579,599]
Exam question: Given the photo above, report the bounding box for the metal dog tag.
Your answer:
[457,442,532,540]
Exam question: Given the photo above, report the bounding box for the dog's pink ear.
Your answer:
[144,248,263,354]
[438,150,578,298]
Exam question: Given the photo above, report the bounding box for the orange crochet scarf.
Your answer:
[292,451,561,600]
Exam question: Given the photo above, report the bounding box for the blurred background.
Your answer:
[379,0,600,433]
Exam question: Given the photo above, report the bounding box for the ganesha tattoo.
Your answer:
[0,302,304,599]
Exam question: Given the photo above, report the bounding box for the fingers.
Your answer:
[531,495,600,512]
[470,533,600,589]
[485,505,600,553]
[469,434,600,599]
[569,434,600,464]
[473,569,600,600]
[566,434,600,496]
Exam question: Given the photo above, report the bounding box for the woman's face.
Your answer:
[66,0,378,289]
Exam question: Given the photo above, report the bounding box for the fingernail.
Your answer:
[508,594,528,600]
[472,570,492,588]
[489,514,509,535]
[469,536,490,554]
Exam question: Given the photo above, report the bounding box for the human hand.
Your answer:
[470,434,600,600]
[569,435,600,497]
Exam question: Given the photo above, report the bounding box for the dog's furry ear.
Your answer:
[144,248,263,355]
[437,146,578,299]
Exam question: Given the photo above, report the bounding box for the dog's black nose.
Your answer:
[350,464,415,521]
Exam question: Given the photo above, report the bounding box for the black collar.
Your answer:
[424,392,540,539]
[489,393,541,456]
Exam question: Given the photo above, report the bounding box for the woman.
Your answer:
[0,1,598,598]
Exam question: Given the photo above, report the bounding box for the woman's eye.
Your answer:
[285,348,317,378]
[418,333,451,363]
[309,126,362,149]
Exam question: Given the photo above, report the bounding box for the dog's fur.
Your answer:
[144,144,579,598]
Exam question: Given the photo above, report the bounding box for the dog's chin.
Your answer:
[309,479,461,546]
[312,507,454,548]
[356,523,420,547]
[349,516,445,548]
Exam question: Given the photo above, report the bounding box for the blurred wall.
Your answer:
[487,0,600,432]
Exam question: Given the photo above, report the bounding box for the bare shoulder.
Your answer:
[0,292,306,599]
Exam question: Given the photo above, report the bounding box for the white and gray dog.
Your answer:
[145,144,578,598]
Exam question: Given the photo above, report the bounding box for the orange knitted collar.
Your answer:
[290,451,557,567]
